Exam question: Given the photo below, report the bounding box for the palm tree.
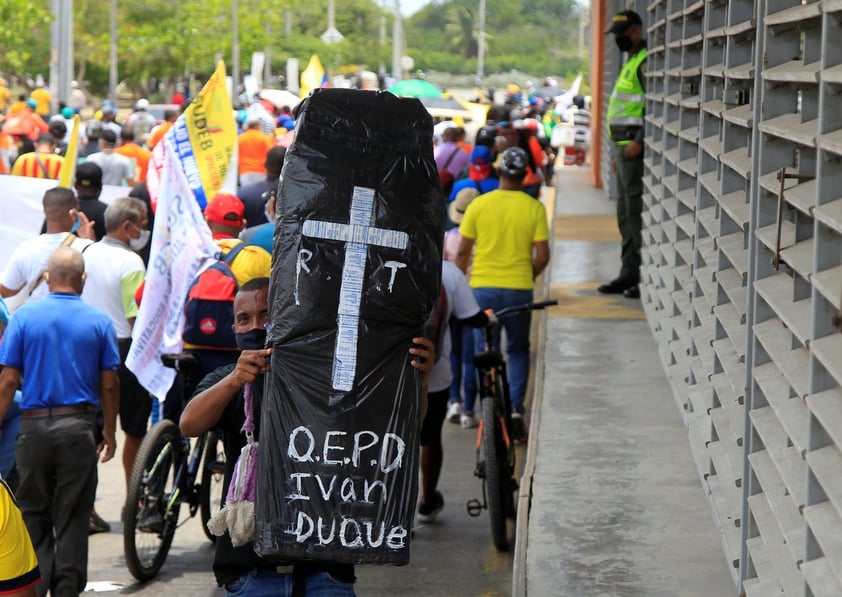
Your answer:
[443,4,477,58]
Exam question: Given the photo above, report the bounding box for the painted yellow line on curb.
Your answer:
[554,214,621,242]
[547,282,645,319]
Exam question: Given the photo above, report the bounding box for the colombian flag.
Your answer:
[300,54,328,99]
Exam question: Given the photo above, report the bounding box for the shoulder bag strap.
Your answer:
[27,233,76,296]
[33,151,50,178]
[442,146,459,170]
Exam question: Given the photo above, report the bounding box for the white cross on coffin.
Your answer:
[302,186,409,391]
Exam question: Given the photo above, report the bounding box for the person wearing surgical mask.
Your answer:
[1,187,95,306]
[79,197,152,496]
[599,9,647,300]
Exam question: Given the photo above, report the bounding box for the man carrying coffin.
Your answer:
[180,277,434,596]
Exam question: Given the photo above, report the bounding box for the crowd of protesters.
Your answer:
[0,73,563,595]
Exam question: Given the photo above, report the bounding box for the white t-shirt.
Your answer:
[0,233,92,304]
[87,151,134,186]
[429,260,481,393]
[80,237,145,339]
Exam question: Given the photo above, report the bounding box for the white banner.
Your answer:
[126,140,219,400]
[0,174,135,274]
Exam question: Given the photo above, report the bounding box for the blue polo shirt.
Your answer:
[0,293,120,409]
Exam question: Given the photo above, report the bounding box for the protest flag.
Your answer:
[300,54,327,99]
[57,115,80,188]
[146,61,237,211]
[125,137,220,400]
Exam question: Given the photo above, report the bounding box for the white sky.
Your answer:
[398,0,430,16]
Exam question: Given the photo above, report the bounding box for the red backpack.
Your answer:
[182,242,246,349]
[437,147,460,197]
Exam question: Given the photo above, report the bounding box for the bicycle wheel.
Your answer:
[199,431,226,543]
[481,395,509,551]
[124,420,184,582]
[494,372,517,519]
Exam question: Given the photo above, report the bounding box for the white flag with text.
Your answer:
[126,139,220,400]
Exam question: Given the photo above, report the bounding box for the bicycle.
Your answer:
[123,352,226,582]
[466,300,557,551]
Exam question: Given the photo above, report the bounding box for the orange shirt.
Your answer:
[523,136,545,186]
[11,151,64,179]
[0,133,11,174]
[116,142,152,182]
[2,111,49,141]
[238,128,272,176]
[147,121,174,150]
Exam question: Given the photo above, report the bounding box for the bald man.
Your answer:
[0,246,120,597]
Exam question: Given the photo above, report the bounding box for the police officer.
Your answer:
[599,9,647,299]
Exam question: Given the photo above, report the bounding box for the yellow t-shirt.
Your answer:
[215,238,272,287]
[29,88,52,117]
[458,188,549,290]
[0,478,41,593]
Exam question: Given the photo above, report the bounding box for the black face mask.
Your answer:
[616,35,633,52]
[235,328,267,351]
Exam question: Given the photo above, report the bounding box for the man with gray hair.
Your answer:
[0,246,120,596]
[81,197,150,490]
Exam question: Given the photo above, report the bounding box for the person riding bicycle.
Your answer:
[418,261,490,522]
[158,193,272,424]
[180,278,435,596]
[454,147,551,442]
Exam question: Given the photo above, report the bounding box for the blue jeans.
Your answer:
[465,288,533,415]
[225,569,356,597]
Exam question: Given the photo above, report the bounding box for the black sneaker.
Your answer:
[418,491,445,523]
[511,413,528,444]
[137,506,164,533]
[88,509,111,535]
[623,285,640,299]
[597,278,633,294]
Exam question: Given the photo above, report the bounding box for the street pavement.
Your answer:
[515,166,735,596]
[85,422,515,595]
[80,165,736,596]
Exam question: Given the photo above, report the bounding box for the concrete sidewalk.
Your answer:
[515,167,735,596]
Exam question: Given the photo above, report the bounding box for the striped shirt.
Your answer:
[10,151,64,179]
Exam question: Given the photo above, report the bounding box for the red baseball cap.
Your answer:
[205,193,245,226]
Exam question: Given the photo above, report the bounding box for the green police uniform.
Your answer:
[607,44,647,285]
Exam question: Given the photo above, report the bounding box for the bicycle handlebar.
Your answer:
[160,352,199,371]
[491,299,558,321]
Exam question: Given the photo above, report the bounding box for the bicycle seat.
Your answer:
[473,350,504,369]
[160,352,200,371]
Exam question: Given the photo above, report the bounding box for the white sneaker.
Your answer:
[446,401,462,423]
[460,414,478,429]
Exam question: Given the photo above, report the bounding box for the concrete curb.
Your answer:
[512,184,556,596]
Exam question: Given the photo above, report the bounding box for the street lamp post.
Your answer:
[50,0,73,112]
[476,0,485,87]
[232,0,240,101]
[109,0,117,105]
[392,0,404,81]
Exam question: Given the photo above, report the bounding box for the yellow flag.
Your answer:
[58,115,80,188]
[300,54,327,99]
[183,61,237,206]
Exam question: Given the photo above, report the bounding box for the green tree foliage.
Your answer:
[406,0,583,77]
[8,0,583,97]
[0,0,51,79]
